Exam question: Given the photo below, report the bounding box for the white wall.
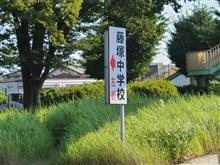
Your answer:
[0,81,23,95]
[0,78,97,95]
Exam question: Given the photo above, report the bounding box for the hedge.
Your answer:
[41,79,178,106]
[41,81,104,106]
[128,79,179,98]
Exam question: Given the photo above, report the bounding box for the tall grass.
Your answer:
[36,95,157,147]
[57,95,220,164]
[0,111,53,164]
[1,94,220,164]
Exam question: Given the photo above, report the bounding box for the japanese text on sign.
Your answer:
[105,27,127,104]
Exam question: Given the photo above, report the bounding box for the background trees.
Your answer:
[0,0,82,109]
[168,7,220,74]
[74,0,190,81]
[0,0,196,108]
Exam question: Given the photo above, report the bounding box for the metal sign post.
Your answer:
[104,26,127,143]
[120,104,125,143]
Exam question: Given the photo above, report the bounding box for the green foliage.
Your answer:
[0,0,82,47]
[0,0,83,108]
[1,94,220,164]
[41,80,177,105]
[61,95,220,164]
[129,79,179,98]
[0,91,6,104]
[209,84,220,95]
[40,81,104,106]
[150,123,195,162]
[37,94,155,148]
[168,7,220,74]
[0,0,83,68]
[0,111,53,164]
[75,0,186,81]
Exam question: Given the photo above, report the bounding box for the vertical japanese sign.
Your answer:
[105,26,127,104]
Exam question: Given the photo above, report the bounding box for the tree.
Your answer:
[168,7,220,75]
[74,0,193,81]
[0,0,82,109]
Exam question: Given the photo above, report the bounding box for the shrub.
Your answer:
[209,84,220,95]
[41,81,104,106]
[128,79,179,98]
[0,91,6,104]
[0,111,53,164]
[148,123,195,162]
[41,80,178,106]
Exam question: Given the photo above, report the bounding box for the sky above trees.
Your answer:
[153,0,220,64]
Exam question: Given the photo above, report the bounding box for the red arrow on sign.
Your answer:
[110,54,116,71]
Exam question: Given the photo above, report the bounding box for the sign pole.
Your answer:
[120,104,125,143]
[104,26,127,144]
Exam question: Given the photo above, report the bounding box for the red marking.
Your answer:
[111,91,116,100]
[111,77,116,87]
[110,54,116,71]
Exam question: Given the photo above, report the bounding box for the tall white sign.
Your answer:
[105,26,127,105]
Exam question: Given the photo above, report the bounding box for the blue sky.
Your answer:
[152,0,220,64]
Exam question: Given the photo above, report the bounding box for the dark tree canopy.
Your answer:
[74,0,193,81]
[168,7,220,75]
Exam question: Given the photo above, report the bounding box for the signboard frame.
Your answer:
[104,26,127,105]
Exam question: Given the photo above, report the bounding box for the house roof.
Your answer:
[1,66,90,80]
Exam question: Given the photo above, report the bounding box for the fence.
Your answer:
[186,43,220,72]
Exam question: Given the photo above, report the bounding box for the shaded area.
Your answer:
[38,94,160,147]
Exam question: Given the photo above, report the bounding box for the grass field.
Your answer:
[57,95,220,164]
[1,94,220,164]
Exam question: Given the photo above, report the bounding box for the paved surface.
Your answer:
[178,154,220,165]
